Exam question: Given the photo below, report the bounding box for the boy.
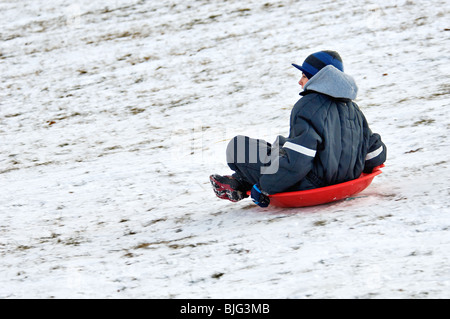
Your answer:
[210,51,387,207]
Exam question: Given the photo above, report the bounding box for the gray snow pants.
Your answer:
[226,135,272,190]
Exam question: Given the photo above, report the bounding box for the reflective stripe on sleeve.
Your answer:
[365,146,383,161]
[283,142,317,157]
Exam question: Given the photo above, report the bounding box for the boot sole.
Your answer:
[210,175,246,202]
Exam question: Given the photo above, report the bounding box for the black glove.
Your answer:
[251,184,270,207]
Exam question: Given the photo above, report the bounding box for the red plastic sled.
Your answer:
[261,165,384,208]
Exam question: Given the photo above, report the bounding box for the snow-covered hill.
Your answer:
[1,0,449,298]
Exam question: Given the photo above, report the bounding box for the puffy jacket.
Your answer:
[259,65,387,194]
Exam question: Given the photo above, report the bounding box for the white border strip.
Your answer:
[283,142,317,157]
[365,146,383,161]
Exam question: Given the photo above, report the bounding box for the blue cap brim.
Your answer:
[292,63,315,79]
[292,63,305,73]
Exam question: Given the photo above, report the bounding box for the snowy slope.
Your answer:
[0,0,449,298]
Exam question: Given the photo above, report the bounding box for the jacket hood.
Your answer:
[302,65,358,100]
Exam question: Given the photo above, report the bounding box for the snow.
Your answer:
[1,0,449,299]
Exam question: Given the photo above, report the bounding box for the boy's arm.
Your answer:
[259,117,321,194]
[364,133,387,173]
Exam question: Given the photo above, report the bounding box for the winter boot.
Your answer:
[209,174,249,202]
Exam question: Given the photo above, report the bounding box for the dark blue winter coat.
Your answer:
[259,65,387,194]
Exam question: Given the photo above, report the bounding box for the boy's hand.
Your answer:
[251,184,270,207]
